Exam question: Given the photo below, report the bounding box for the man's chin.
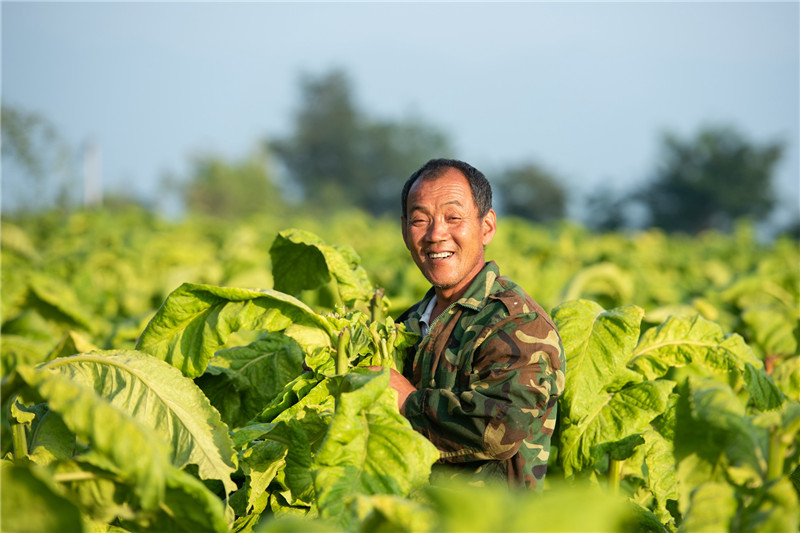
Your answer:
[422,267,458,290]
[428,278,456,290]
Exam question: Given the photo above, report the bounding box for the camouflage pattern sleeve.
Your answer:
[404,314,563,454]
[402,291,565,489]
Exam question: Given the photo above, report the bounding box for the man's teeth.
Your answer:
[429,252,453,259]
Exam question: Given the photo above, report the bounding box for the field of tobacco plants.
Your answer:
[1,206,798,532]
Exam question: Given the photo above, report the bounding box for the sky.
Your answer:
[2,1,798,226]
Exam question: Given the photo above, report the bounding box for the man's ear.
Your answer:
[482,209,497,246]
[401,216,409,248]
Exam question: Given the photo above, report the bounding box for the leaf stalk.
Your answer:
[608,458,622,496]
[337,328,351,375]
[11,421,28,459]
[370,288,385,323]
[766,429,784,481]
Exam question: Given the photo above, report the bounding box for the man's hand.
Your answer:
[368,367,417,414]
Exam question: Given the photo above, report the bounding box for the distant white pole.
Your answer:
[83,139,103,207]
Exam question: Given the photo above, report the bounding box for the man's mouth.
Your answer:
[428,252,453,259]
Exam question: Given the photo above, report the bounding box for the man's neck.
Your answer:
[431,266,483,320]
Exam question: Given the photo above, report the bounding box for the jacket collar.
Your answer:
[408,260,500,321]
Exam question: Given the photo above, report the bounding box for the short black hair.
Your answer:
[401,158,493,218]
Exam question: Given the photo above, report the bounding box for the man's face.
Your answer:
[402,167,496,301]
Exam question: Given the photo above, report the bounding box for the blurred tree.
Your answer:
[584,186,630,232]
[496,162,566,222]
[637,126,783,234]
[778,217,800,240]
[1,105,76,212]
[269,69,453,216]
[173,148,283,220]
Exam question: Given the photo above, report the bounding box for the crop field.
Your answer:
[1,206,798,532]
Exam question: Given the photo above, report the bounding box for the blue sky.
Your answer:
[2,1,798,225]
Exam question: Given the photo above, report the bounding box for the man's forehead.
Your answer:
[409,170,471,199]
[407,197,468,211]
[407,182,475,212]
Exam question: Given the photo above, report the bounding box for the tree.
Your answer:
[269,69,453,216]
[637,126,782,234]
[496,162,566,223]
[583,186,631,232]
[171,148,284,220]
[1,105,76,212]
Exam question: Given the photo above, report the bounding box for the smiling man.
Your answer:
[384,158,566,490]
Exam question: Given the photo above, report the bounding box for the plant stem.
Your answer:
[379,338,390,366]
[370,288,385,323]
[337,328,350,375]
[11,421,28,460]
[53,471,101,483]
[767,428,783,481]
[608,458,622,496]
[767,415,800,482]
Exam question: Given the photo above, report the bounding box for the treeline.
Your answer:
[2,69,795,237]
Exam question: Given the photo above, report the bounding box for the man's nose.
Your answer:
[426,218,448,241]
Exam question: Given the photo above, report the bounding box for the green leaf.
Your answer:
[592,433,645,463]
[643,428,678,525]
[270,229,332,296]
[680,377,767,486]
[16,364,170,509]
[629,315,761,380]
[253,514,341,532]
[739,477,800,533]
[1,461,86,533]
[155,467,232,533]
[201,332,305,428]
[427,481,638,533]
[283,323,335,361]
[29,409,76,464]
[195,365,249,430]
[329,243,373,306]
[743,362,786,412]
[265,421,315,505]
[754,401,800,480]
[46,330,99,360]
[677,482,737,533]
[551,300,645,423]
[561,262,634,307]
[0,333,54,376]
[312,370,439,528]
[270,229,372,306]
[352,494,438,533]
[689,377,749,433]
[23,273,97,333]
[238,419,319,510]
[742,304,798,357]
[88,460,232,533]
[254,374,330,424]
[240,438,287,514]
[52,458,138,524]
[231,422,276,448]
[559,379,674,477]
[41,350,238,495]
[136,283,336,378]
[772,355,800,402]
[0,221,41,263]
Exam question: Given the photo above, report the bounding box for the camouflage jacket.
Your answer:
[398,261,566,490]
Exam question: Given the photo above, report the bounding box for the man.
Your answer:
[382,158,566,490]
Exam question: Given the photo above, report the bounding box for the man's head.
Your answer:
[401,159,497,303]
[401,158,493,220]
